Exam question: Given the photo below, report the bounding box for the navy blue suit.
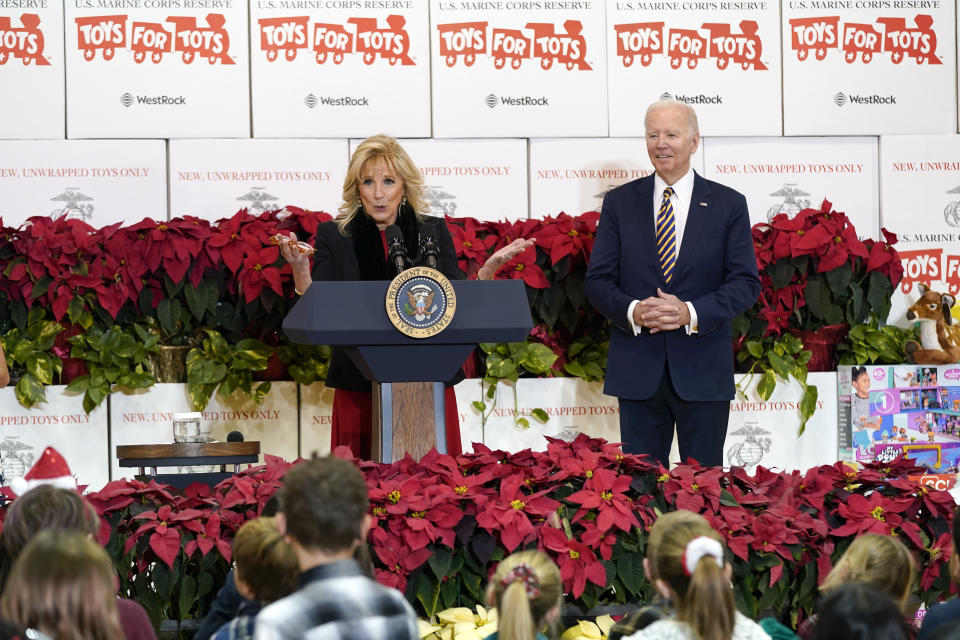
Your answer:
[585,171,760,465]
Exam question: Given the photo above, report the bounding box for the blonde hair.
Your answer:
[336,134,427,235]
[819,533,914,609]
[232,517,299,605]
[2,530,125,640]
[487,550,562,640]
[648,510,735,640]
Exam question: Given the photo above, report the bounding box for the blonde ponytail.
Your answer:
[487,551,563,640]
[648,511,736,640]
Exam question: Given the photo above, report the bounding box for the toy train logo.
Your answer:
[788,14,940,64]
[437,20,592,71]
[258,14,413,66]
[614,20,766,70]
[0,13,50,65]
[74,13,235,64]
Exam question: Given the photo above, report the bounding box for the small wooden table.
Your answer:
[116,442,260,489]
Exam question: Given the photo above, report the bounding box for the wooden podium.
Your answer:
[116,441,260,489]
[283,279,533,462]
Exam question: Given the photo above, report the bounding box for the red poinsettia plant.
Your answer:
[446,212,608,381]
[0,437,949,629]
[739,199,903,341]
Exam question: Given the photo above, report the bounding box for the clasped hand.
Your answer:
[633,288,690,333]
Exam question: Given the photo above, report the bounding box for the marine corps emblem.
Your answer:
[385,267,456,338]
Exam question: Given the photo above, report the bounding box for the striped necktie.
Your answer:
[656,186,677,284]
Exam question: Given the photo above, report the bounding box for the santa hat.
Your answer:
[10,446,76,496]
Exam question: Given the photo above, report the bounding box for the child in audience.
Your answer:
[1,529,125,640]
[211,517,298,640]
[800,533,915,639]
[809,582,907,640]
[485,550,563,640]
[623,510,769,640]
[0,485,156,640]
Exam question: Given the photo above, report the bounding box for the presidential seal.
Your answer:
[385,267,456,338]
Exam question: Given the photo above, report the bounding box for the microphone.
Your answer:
[421,235,439,269]
[385,224,408,274]
[226,430,244,443]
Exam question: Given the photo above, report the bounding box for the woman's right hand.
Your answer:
[274,232,313,270]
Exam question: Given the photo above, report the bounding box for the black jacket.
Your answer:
[311,206,464,392]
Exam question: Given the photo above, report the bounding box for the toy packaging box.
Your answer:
[838,364,960,472]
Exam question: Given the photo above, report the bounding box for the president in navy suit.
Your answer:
[584,100,760,467]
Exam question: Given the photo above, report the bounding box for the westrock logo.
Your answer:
[489,94,549,107]
[74,13,235,64]
[788,15,940,64]
[437,20,592,70]
[614,20,767,70]
[833,91,896,106]
[258,14,413,66]
[0,13,50,65]
[120,92,186,107]
[659,91,722,104]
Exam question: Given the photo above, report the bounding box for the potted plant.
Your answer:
[1,308,64,408]
[66,323,159,413]
[734,199,904,432]
[185,328,272,410]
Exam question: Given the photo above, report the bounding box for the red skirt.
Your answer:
[331,387,462,460]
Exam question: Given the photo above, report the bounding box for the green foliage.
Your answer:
[186,329,272,410]
[1,308,63,408]
[66,323,160,413]
[276,343,332,386]
[736,333,818,435]
[837,321,919,365]
[472,342,556,430]
[563,333,609,381]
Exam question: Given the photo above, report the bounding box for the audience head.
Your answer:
[231,517,298,605]
[1,530,124,640]
[337,134,427,228]
[647,510,734,640]
[820,533,914,608]
[2,485,99,560]
[810,582,907,640]
[486,550,562,640]
[276,455,370,558]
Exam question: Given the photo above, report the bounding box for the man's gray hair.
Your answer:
[644,99,699,136]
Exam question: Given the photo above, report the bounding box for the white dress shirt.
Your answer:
[627,168,699,334]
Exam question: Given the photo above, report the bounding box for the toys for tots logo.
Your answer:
[0,13,51,65]
[898,248,960,295]
[437,19,592,70]
[74,12,235,64]
[258,14,413,65]
[788,14,940,64]
[614,19,767,70]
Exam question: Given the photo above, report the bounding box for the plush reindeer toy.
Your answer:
[904,284,960,365]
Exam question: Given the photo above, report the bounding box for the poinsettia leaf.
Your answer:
[804,279,833,321]
[149,528,181,569]
[825,262,852,297]
[427,546,452,579]
[616,550,643,594]
[772,260,795,289]
[178,574,198,618]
